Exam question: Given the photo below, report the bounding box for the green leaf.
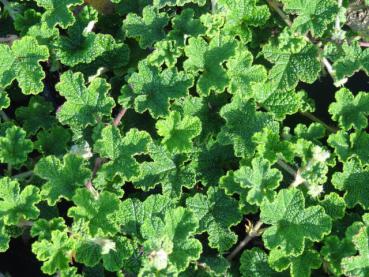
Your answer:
[35,0,83,29]
[342,226,369,277]
[321,236,356,276]
[260,188,332,256]
[234,157,282,205]
[134,143,196,198]
[153,0,206,8]
[280,0,338,37]
[0,36,49,95]
[262,33,320,91]
[186,187,241,252]
[239,247,282,277]
[123,6,169,49]
[127,60,193,118]
[31,218,67,240]
[15,96,56,134]
[32,230,74,275]
[35,154,91,205]
[68,189,120,236]
[0,125,33,166]
[55,71,115,132]
[227,46,267,96]
[0,220,10,252]
[0,89,10,111]
[94,125,152,181]
[184,36,237,95]
[35,126,71,156]
[141,207,202,272]
[0,177,41,225]
[329,88,369,130]
[331,157,369,209]
[253,129,295,164]
[269,248,321,277]
[156,111,201,154]
[319,192,346,220]
[218,95,279,157]
[147,40,182,68]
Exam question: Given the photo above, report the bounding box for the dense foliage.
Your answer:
[1,0,369,276]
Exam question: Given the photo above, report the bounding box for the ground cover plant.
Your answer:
[2,0,369,276]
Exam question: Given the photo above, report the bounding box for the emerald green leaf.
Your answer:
[141,207,202,272]
[35,154,91,205]
[280,0,338,37]
[319,192,346,220]
[253,129,295,164]
[329,88,369,130]
[31,218,67,240]
[35,0,83,29]
[127,60,193,118]
[153,0,206,8]
[68,189,120,236]
[32,230,74,275]
[184,36,236,95]
[15,96,56,134]
[156,111,201,154]
[0,36,49,95]
[123,6,169,49]
[186,187,241,252]
[0,125,33,166]
[260,188,332,256]
[94,125,152,181]
[0,220,10,252]
[0,177,41,225]
[0,89,10,111]
[269,248,321,277]
[331,157,369,209]
[342,226,369,277]
[218,95,279,157]
[321,236,356,276]
[134,143,196,198]
[227,46,267,96]
[234,157,282,205]
[35,126,71,156]
[147,40,182,68]
[55,71,115,132]
[239,247,282,277]
[262,34,320,91]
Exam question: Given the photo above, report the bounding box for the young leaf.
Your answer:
[127,60,193,118]
[0,36,49,95]
[342,227,369,277]
[0,177,41,225]
[184,36,237,96]
[280,0,338,37]
[31,218,67,240]
[68,189,120,236]
[234,157,282,205]
[156,111,201,154]
[94,125,152,181]
[260,188,332,256]
[329,88,369,130]
[218,95,279,158]
[123,6,169,49]
[186,187,241,252]
[55,71,115,133]
[0,125,33,166]
[32,230,74,275]
[35,0,84,29]
[331,158,369,209]
[35,154,91,205]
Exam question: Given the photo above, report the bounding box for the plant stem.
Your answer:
[12,170,33,179]
[300,112,339,133]
[7,164,12,176]
[0,34,17,44]
[0,110,9,121]
[360,41,369,47]
[0,0,16,19]
[227,220,264,260]
[277,159,296,178]
[113,108,127,127]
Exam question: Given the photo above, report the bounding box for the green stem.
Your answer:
[300,112,339,133]
[0,110,9,121]
[7,164,12,176]
[227,220,264,260]
[12,170,33,180]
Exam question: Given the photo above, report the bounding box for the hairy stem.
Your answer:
[113,108,127,127]
[12,170,33,180]
[300,112,339,133]
[227,220,264,260]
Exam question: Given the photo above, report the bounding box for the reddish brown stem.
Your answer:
[360,41,369,47]
[113,108,127,127]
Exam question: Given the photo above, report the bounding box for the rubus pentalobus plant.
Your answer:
[1,0,369,276]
